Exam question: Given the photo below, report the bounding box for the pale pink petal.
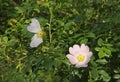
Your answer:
[83,57,90,64]
[88,52,93,57]
[69,45,80,56]
[30,34,43,48]
[66,54,78,64]
[69,47,74,55]
[73,44,80,49]
[80,44,89,52]
[75,63,88,68]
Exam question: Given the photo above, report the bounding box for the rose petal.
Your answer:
[30,34,43,48]
[88,52,93,57]
[75,63,88,68]
[80,44,89,52]
[73,44,80,49]
[27,18,41,33]
[83,57,90,64]
[66,54,78,64]
[69,47,74,54]
[69,45,80,56]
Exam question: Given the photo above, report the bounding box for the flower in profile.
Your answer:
[27,18,44,48]
[66,44,92,68]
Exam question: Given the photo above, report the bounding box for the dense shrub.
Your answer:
[0,0,120,82]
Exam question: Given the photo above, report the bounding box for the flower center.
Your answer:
[77,55,85,62]
[37,31,44,38]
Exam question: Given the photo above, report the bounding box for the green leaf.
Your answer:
[97,47,111,58]
[104,48,111,56]
[3,36,8,43]
[96,59,108,64]
[99,70,111,82]
[98,38,104,46]
[113,74,120,79]
[87,32,95,38]
[80,38,88,44]
[98,51,105,58]
[95,47,100,51]
[91,68,99,81]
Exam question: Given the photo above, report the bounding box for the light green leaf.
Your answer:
[99,70,111,82]
[98,51,105,58]
[3,36,8,43]
[113,74,120,79]
[98,38,104,46]
[80,38,88,44]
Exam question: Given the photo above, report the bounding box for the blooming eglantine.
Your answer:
[66,44,92,68]
[27,18,44,48]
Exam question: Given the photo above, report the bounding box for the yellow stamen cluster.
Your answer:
[37,31,44,38]
[77,55,85,62]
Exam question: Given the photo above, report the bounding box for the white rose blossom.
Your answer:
[27,18,44,48]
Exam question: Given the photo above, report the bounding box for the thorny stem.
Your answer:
[49,8,53,43]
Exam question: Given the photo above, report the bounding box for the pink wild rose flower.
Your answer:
[66,44,92,68]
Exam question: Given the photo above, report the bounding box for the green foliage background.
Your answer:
[0,0,120,82]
